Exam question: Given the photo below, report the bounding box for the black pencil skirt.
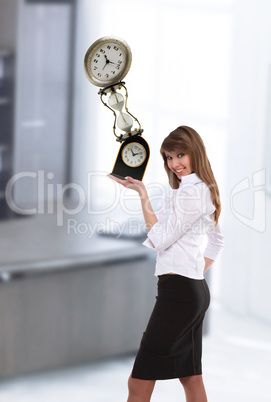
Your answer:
[131,274,210,380]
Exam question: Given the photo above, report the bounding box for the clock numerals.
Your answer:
[121,142,147,167]
[89,42,126,82]
[84,37,132,87]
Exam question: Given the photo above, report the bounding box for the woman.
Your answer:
[108,126,224,402]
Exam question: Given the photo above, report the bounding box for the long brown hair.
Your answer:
[160,126,221,225]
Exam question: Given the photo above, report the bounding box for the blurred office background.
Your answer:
[0,0,271,401]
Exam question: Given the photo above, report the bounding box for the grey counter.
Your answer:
[0,214,157,379]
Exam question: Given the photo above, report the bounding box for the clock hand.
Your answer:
[104,54,118,65]
[129,147,136,157]
[129,146,139,157]
[102,54,111,70]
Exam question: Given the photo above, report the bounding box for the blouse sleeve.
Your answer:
[142,184,215,252]
[203,222,225,260]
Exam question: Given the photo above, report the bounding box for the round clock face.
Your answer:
[121,142,147,167]
[84,36,132,87]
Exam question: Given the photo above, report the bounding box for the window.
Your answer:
[82,0,232,212]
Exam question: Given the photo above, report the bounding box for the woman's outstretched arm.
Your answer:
[108,175,158,232]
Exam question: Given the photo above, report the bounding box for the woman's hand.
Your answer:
[107,174,157,231]
[107,174,147,198]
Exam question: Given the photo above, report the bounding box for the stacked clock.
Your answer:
[84,36,149,181]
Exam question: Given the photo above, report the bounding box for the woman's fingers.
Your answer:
[107,174,127,185]
[107,174,137,185]
[107,174,136,188]
[107,174,144,193]
[125,176,139,184]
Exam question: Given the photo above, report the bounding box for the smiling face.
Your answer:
[165,150,193,179]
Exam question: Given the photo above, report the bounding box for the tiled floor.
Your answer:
[0,302,270,402]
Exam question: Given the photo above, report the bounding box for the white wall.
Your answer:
[220,0,271,322]
[77,0,232,216]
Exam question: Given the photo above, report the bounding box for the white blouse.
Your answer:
[142,173,224,279]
